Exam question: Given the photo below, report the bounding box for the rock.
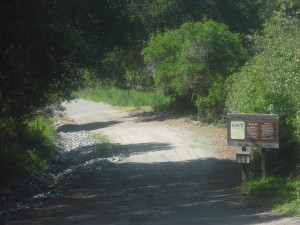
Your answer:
[0,119,124,216]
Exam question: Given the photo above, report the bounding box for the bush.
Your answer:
[0,115,55,183]
[22,115,56,158]
[239,177,288,198]
[239,176,300,216]
[226,7,300,175]
[195,76,226,123]
[142,19,246,120]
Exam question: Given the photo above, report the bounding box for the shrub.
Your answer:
[195,76,226,123]
[226,8,300,175]
[142,19,246,121]
[0,115,55,182]
[239,177,288,198]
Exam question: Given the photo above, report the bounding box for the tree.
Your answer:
[0,0,134,119]
[142,20,246,121]
[0,1,77,119]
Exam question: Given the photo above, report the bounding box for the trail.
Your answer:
[4,99,299,225]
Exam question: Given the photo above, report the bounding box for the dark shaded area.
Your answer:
[129,110,194,123]
[2,159,292,224]
[122,142,173,155]
[0,141,117,210]
[51,143,115,172]
[56,121,121,133]
[3,142,297,224]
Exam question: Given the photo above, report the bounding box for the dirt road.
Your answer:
[4,99,300,225]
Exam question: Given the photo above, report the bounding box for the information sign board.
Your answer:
[227,113,279,148]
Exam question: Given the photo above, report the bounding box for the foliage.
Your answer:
[226,3,300,174]
[91,133,123,158]
[98,47,127,87]
[275,179,300,216]
[24,149,50,171]
[0,115,55,182]
[0,1,75,118]
[74,86,174,111]
[142,20,246,121]
[256,0,300,22]
[0,0,135,185]
[142,28,184,96]
[129,0,262,35]
[239,177,300,216]
[125,0,263,93]
[0,0,136,119]
[1,0,300,198]
[22,115,56,155]
[77,68,97,88]
[195,76,226,123]
[239,177,289,198]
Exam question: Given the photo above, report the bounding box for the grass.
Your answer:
[1,115,56,182]
[25,115,56,147]
[22,115,56,172]
[74,86,174,111]
[75,86,300,217]
[25,149,50,171]
[238,177,300,216]
[91,133,123,158]
[274,179,300,216]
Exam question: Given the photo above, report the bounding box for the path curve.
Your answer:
[4,99,299,225]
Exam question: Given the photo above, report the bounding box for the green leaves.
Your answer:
[226,6,300,174]
[142,20,246,121]
[227,10,300,116]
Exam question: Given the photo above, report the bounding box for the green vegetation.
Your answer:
[142,20,246,122]
[91,133,123,158]
[1,0,300,214]
[239,177,300,216]
[227,2,300,176]
[239,177,289,198]
[74,86,174,111]
[1,115,55,182]
[227,1,300,215]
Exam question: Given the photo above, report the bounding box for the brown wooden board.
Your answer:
[227,113,279,148]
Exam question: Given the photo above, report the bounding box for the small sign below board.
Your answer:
[227,113,279,148]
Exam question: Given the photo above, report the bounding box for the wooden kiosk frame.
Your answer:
[227,113,279,183]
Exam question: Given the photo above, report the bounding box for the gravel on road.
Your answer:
[2,99,300,225]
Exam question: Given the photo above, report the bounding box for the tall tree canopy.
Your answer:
[0,0,132,119]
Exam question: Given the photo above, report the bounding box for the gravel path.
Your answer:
[3,99,300,225]
[0,109,123,217]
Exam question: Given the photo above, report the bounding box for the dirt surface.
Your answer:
[3,99,300,225]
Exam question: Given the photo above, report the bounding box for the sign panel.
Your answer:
[227,113,279,148]
[231,121,245,140]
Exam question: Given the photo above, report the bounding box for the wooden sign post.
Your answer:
[261,148,266,179]
[227,113,279,181]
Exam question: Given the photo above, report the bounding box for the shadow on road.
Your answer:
[128,111,182,123]
[122,142,174,155]
[56,121,121,133]
[4,152,294,225]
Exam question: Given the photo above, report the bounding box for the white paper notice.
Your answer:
[231,121,245,140]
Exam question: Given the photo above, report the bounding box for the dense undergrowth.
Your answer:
[239,177,300,216]
[0,112,121,207]
[0,115,55,183]
[0,115,56,205]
